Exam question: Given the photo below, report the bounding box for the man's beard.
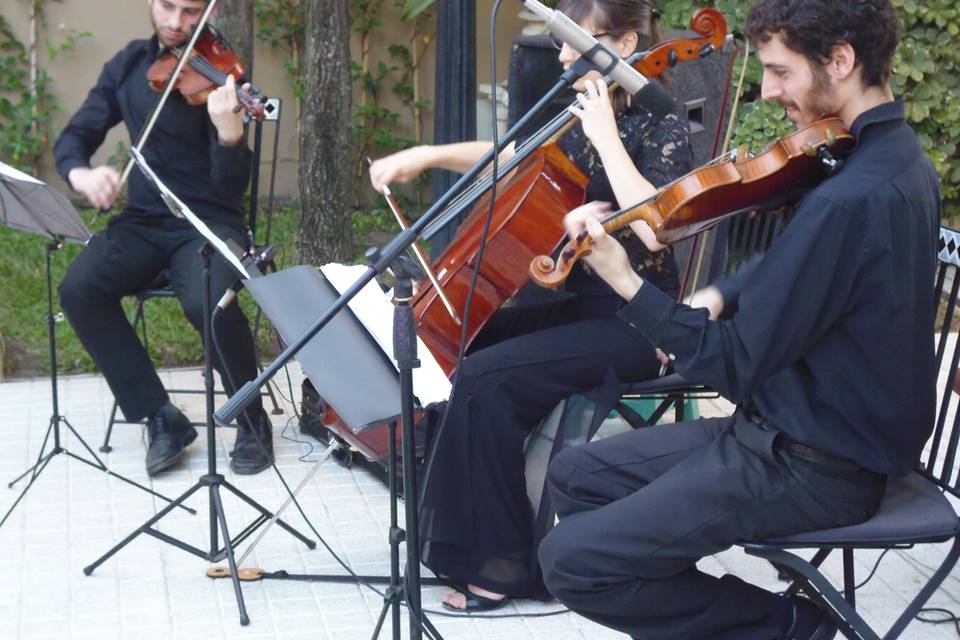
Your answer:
[783,63,836,125]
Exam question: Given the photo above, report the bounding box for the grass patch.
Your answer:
[0,206,302,379]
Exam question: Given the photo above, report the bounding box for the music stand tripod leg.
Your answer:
[83,243,315,626]
[1,241,195,533]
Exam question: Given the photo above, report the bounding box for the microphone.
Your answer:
[216,243,276,310]
[521,0,676,117]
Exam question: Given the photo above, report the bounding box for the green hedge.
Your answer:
[658,0,959,207]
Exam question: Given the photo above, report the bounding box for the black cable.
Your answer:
[853,548,890,590]
[916,607,960,636]
[417,0,505,512]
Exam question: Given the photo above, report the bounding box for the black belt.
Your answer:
[747,413,861,471]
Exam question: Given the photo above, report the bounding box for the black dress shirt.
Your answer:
[619,100,942,475]
[54,36,251,227]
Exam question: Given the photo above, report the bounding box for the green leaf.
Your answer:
[401,0,435,21]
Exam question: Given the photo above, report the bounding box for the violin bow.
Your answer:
[119,0,221,187]
[368,159,462,326]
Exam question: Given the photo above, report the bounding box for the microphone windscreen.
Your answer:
[634,81,676,118]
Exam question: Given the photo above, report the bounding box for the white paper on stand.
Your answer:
[320,263,452,405]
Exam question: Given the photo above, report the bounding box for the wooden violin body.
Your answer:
[147,24,268,121]
[530,117,856,288]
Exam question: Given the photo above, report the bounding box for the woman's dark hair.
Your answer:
[744,0,901,87]
[556,0,659,113]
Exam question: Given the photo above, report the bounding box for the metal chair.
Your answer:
[100,98,284,452]
[739,224,960,640]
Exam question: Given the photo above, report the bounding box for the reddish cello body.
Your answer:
[414,144,589,374]
[416,8,729,376]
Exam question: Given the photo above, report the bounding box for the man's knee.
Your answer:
[58,267,103,317]
[538,519,614,606]
[546,444,586,502]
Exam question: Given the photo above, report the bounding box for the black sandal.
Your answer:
[441,587,510,613]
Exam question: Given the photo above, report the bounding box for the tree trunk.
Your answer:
[298,0,353,264]
[213,0,254,78]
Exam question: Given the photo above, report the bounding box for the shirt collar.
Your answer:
[849,98,905,143]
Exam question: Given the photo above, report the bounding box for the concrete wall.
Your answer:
[5,2,523,201]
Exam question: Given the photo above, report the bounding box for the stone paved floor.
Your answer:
[1,364,959,639]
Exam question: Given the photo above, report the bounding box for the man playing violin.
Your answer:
[540,1,941,638]
[53,0,274,476]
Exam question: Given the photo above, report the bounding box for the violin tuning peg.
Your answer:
[251,84,262,96]
[232,104,243,114]
[801,143,817,158]
[242,113,251,125]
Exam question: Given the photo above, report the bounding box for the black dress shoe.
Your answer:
[230,408,274,475]
[145,403,198,476]
[787,596,838,640]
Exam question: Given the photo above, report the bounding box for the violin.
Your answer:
[411,8,730,375]
[529,117,855,288]
[146,24,270,121]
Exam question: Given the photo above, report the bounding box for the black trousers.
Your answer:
[539,412,886,640]
[420,295,662,598]
[59,213,262,422]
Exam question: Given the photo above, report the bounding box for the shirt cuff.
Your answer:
[212,140,247,162]
[616,280,678,341]
[57,157,89,189]
[712,275,742,317]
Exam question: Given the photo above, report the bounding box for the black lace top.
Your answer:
[558,102,693,303]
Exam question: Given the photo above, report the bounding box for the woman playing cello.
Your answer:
[369,0,694,611]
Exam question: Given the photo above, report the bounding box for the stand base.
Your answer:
[1,415,196,531]
[83,473,315,626]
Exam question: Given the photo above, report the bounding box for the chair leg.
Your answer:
[843,549,856,607]
[100,398,121,453]
[746,547,881,640]
[885,535,960,638]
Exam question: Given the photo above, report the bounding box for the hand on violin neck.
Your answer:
[68,165,120,211]
[207,75,246,146]
[564,201,644,300]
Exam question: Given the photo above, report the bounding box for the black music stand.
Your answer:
[81,150,315,626]
[213,256,445,640]
[0,162,194,530]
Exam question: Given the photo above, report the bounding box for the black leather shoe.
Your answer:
[787,596,838,640]
[145,403,198,476]
[230,408,274,475]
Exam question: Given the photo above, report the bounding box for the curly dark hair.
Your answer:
[744,0,901,87]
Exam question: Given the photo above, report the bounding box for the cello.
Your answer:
[412,8,729,375]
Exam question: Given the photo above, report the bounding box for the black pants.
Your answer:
[420,295,662,598]
[539,412,886,640]
[59,213,262,422]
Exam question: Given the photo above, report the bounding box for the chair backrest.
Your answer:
[920,225,960,497]
[670,205,794,296]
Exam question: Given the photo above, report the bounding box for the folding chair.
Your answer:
[739,224,960,640]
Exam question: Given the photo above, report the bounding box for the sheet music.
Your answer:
[320,263,452,405]
[129,147,250,279]
[0,161,43,184]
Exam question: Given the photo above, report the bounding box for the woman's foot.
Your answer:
[441,584,509,612]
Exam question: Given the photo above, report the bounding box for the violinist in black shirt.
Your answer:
[539,1,941,638]
[53,0,273,476]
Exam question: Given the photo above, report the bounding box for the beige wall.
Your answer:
[7,1,524,201]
